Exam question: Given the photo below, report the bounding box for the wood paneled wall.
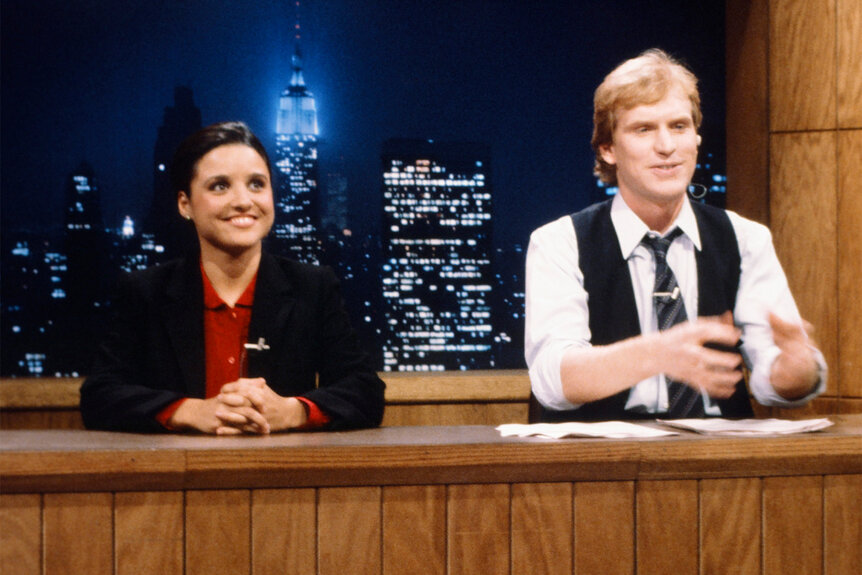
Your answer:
[4,476,860,575]
[726,0,862,413]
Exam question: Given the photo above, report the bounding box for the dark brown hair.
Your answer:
[170,121,272,196]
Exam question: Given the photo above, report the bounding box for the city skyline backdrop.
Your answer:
[1,0,727,376]
[2,0,726,247]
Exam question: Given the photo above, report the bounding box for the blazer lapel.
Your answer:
[161,256,206,398]
[246,253,296,380]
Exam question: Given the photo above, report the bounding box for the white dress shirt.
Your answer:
[524,193,826,413]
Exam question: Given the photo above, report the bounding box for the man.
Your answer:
[525,49,825,421]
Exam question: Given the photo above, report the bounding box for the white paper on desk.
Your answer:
[656,417,834,436]
[496,421,678,439]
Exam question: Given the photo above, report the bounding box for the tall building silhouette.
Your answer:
[322,169,349,235]
[146,86,202,260]
[380,139,495,371]
[63,161,107,306]
[273,39,321,264]
[61,161,110,372]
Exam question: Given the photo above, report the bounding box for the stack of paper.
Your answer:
[656,417,833,436]
[496,418,834,439]
[496,421,678,439]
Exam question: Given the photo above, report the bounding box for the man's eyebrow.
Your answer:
[622,119,656,129]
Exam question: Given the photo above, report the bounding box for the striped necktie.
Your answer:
[641,228,704,418]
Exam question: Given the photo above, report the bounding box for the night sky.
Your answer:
[1,0,725,248]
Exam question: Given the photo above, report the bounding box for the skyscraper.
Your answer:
[63,161,107,307]
[146,86,202,261]
[380,139,495,371]
[273,41,321,264]
[61,161,110,373]
[322,169,349,235]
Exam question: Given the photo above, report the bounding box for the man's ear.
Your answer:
[696,134,702,146]
[599,143,616,166]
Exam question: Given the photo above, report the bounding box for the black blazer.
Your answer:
[80,252,385,432]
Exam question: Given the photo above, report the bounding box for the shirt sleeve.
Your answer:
[524,217,591,410]
[729,212,827,406]
[155,398,187,430]
[295,397,332,429]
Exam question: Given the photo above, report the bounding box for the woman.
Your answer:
[80,121,385,433]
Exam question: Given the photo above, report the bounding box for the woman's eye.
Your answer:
[209,181,228,192]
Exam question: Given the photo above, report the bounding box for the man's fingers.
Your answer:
[701,347,743,371]
[768,312,803,338]
[686,319,740,347]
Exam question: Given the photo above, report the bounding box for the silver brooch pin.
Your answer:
[243,337,271,351]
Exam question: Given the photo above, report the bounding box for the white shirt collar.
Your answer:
[610,193,702,258]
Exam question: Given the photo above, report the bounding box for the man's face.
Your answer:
[600,87,699,211]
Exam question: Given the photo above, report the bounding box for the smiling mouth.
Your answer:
[225,215,257,227]
[650,163,686,177]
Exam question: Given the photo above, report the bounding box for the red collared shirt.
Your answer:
[156,264,329,430]
[202,266,256,397]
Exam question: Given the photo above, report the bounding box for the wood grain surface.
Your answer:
[2,418,861,575]
[769,0,837,131]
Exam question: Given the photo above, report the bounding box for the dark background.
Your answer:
[1,0,725,246]
[0,0,726,375]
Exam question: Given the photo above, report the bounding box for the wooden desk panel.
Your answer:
[2,417,861,575]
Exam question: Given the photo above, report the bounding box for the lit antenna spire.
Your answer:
[292,0,303,76]
[277,0,317,135]
[294,0,302,42]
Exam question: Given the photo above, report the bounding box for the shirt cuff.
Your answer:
[155,398,187,430]
[528,350,581,411]
[295,397,331,429]
[751,345,827,407]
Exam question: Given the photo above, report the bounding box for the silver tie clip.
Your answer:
[653,286,681,300]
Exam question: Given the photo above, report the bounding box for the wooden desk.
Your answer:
[2,416,861,575]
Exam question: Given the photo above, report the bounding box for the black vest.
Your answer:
[534,199,754,422]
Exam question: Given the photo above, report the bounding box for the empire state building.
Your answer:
[273,43,321,264]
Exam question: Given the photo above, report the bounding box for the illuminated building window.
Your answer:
[380,139,495,371]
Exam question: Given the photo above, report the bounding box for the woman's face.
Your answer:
[177,144,274,258]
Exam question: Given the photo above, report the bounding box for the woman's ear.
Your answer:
[177,191,192,220]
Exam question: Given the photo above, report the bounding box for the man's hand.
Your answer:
[768,312,820,399]
[560,312,745,405]
[658,312,744,399]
